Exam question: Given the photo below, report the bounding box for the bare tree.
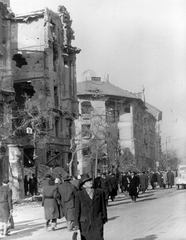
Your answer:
[160,149,181,170]
[75,113,120,177]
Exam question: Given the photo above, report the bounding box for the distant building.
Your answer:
[76,70,162,175]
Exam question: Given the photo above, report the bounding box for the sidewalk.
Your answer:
[6,203,77,240]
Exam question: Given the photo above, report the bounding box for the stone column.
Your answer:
[8,144,24,201]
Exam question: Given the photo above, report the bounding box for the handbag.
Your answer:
[7,213,14,229]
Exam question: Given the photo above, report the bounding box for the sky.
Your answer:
[10,0,186,160]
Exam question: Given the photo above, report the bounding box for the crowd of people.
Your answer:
[42,173,107,240]
[0,169,176,239]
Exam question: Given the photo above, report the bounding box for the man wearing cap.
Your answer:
[74,174,107,240]
[58,174,76,231]
[0,178,13,237]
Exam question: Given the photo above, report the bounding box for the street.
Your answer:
[7,187,186,240]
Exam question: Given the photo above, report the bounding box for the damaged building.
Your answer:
[11,6,80,171]
[0,0,14,185]
[0,0,80,190]
[76,70,162,174]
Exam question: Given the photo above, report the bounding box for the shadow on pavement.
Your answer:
[137,197,157,203]
[108,216,119,221]
[15,218,42,225]
[7,222,44,239]
[132,234,158,240]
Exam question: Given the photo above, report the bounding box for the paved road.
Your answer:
[6,187,186,240]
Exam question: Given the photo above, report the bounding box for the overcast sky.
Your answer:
[10,0,186,159]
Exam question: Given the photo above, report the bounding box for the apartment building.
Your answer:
[76,70,162,175]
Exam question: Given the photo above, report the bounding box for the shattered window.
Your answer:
[81,101,92,114]
[54,86,59,108]
[12,54,27,68]
[81,124,91,139]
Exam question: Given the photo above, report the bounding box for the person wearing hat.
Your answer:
[0,178,13,237]
[128,171,140,202]
[74,173,108,240]
[58,174,76,231]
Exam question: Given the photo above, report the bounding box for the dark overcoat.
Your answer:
[108,176,118,197]
[167,171,174,186]
[100,178,110,200]
[139,174,148,191]
[0,185,13,223]
[58,181,76,221]
[121,175,130,191]
[128,176,140,197]
[75,188,107,240]
[42,185,60,220]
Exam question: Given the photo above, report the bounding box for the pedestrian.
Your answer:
[0,178,13,237]
[58,174,76,231]
[24,175,29,196]
[151,171,158,189]
[108,173,118,201]
[139,172,148,193]
[128,172,140,202]
[42,177,60,231]
[167,170,174,188]
[121,172,130,196]
[29,174,37,196]
[74,173,107,240]
[100,173,110,206]
[93,172,102,189]
[162,171,167,188]
[157,171,163,188]
[119,172,123,192]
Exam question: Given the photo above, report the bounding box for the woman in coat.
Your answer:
[42,178,60,231]
[58,175,76,231]
[75,174,107,240]
[0,178,13,237]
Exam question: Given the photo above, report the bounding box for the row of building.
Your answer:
[0,1,162,199]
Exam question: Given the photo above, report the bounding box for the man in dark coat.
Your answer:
[108,173,118,201]
[93,172,102,189]
[139,172,149,193]
[167,170,174,188]
[100,173,110,206]
[24,175,29,196]
[128,172,140,202]
[42,178,60,231]
[29,174,37,196]
[58,175,76,231]
[0,178,13,237]
[75,174,107,240]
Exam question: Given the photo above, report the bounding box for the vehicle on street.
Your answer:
[175,165,186,189]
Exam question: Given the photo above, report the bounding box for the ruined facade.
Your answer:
[11,7,80,172]
[0,2,80,190]
[76,71,162,174]
[0,1,14,185]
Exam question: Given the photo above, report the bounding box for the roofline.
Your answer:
[77,93,147,109]
[14,9,45,20]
